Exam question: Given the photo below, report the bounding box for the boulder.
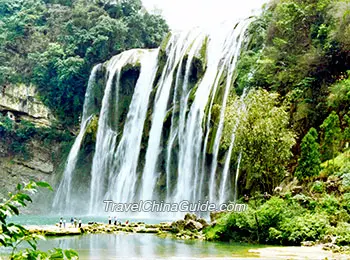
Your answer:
[323,243,340,252]
[171,220,185,233]
[291,186,303,195]
[196,218,208,228]
[301,241,315,247]
[321,235,334,244]
[184,220,203,231]
[326,176,340,193]
[184,213,197,221]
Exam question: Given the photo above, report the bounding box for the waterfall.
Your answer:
[234,151,243,202]
[218,89,247,204]
[105,49,159,205]
[53,64,101,213]
[54,19,256,216]
[89,50,153,214]
[165,33,206,201]
[206,20,251,204]
[140,31,203,202]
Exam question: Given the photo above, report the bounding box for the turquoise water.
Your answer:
[2,215,265,259]
[8,234,262,259]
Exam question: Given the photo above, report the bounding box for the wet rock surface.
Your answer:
[170,213,207,240]
[25,222,173,236]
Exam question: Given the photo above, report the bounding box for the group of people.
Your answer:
[108,216,128,226]
[59,216,131,228]
[59,217,82,228]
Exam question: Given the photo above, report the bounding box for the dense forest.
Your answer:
[0,0,168,126]
[208,0,350,248]
[0,0,168,157]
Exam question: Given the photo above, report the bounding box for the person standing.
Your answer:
[70,217,74,226]
[114,216,117,225]
[74,218,77,228]
[78,219,82,228]
[59,217,63,228]
[63,219,66,228]
[108,216,112,225]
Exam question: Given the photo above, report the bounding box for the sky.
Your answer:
[142,0,268,31]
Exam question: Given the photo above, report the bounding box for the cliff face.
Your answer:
[0,141,55,197]
[0,84,55,127]
[0,84,64,198]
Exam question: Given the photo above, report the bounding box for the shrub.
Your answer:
[278,213,329,245]
[0,181,79,259]
[205,197,306,245]
[342,193,350,212]
[295,128,321,180]
[326,222,350,246]
[312,181,325,193]
[342,173,350,191]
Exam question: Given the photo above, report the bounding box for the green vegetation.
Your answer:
[0,181,78,259]
[212,0,350,247]
[236,0,350,136]
[295,128,321,180]
[0,0,168,126]
[205,188,350,247]
[223,0,350,200]
[320,111,342,162]
[222,89,295,193]
[0,114,72,159]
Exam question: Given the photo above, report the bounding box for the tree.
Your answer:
[320,111,342,162]
[222,89,296,193]
[343,113,350,146]
[0,0,169,126]
[295,128,321,180]
[0,181,78,259]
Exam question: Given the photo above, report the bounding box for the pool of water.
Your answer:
[3,215,265,259]
[7,233,262,259]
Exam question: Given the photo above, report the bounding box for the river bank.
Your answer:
[23,217,350,260]
[23,224,350,259]
[25,222,172,236]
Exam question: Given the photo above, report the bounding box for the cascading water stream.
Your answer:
[234,151,243,202]
[140,31,202,202]
[53,18,259,217]
[52,64,101,213]
[105,50,159,206]
[165,34,206,201]
[89,50,144,214]
[218,88,247,204]
[174,23,243,206]
[208,20,251,204]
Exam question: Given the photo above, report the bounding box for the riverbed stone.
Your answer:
[184,220,203,231]
[197,218,208,228]
[301,241,315,247]
[171,219,185,233]
[184,213,197,221]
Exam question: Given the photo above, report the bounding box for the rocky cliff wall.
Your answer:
[0,84,68,200]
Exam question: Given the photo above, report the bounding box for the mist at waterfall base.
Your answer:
[52,18,255,219]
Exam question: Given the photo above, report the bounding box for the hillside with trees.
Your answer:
[0,0,168,126]
[207,0,350,249]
